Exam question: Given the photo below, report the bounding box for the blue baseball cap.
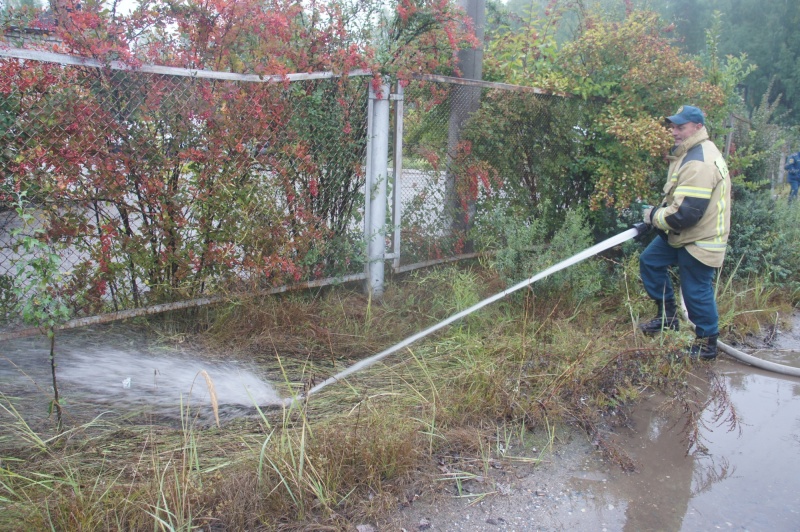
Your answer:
[666,105,705,125]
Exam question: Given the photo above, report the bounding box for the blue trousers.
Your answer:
[789,177,800,200]
[639,235,719,338]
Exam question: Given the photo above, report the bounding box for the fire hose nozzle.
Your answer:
[631,221,652,239]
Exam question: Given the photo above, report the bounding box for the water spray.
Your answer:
[284,226,643,406]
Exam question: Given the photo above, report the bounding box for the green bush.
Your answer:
[0,273,17,323]
[476,204,605,302]
[725,190,800,294]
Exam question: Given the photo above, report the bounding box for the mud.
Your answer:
[2,317,800,531]
[390,319,800,532]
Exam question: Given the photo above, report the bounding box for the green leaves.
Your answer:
[9,192,71,330]
[485,6,731,211]
[480,203,604,303]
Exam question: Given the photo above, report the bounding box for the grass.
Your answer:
[0,257,790,530]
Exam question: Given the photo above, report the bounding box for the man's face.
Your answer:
[669,121,704,146]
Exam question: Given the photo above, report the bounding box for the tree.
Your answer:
[0,0,42,14]
[653,0,800,124]
[717,0,800,123]
[484,5,725,211]
[501,1,800,123]
[10,191,70,432]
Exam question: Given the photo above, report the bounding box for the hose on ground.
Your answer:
[679,291,800,377]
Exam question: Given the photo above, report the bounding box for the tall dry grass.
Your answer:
[0,256,781,530]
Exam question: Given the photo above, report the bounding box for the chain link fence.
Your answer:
[1,53,371,331]
[1,49,595,334]
[398,76,601,266]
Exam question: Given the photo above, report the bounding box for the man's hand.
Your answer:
[642,206,654,225]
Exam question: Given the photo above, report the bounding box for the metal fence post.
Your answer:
[366,81,390,298]
[444,0,485,252]
[392,83,404,272]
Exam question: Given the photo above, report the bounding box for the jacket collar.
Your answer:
[668,127,709,159]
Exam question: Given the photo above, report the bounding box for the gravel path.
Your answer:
[382,434,626,532]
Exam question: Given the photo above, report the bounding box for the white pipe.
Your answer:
[367,82,390,298]
[717,341,800,377]
[285,227,640,405]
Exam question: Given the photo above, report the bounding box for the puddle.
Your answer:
[569,359,800,531]
[394,354,800,531]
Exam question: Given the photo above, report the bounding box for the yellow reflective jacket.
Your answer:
[650,128,731,268]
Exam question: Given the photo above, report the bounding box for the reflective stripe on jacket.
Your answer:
[650,128,731,268]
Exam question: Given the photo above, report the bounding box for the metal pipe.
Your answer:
[0,272,369,342]
[392,83,405,271]
[0,47,372,83]
[393,252,482,274]
[367,81,390,298]
[363,82,375,284]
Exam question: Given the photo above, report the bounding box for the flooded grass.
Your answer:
[0,261,790,530]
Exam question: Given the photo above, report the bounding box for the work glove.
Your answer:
[644,205,669,240]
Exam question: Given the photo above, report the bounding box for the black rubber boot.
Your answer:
[688,334,719,361]
[639,299,680,335]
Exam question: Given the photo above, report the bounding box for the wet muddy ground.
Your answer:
[391,321,800,532]
[2,317,800,531]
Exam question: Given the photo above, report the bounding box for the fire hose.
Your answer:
[286,225,800,406]
[679,292,800,377]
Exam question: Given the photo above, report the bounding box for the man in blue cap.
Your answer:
[785,150,800,202]
[638,105,732,361]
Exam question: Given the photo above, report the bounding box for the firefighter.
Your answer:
[639,105,732,361]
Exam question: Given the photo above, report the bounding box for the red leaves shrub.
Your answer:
[1,0,477,312]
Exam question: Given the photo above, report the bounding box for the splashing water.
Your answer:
[59,348,283,407]
[0,326,284,425]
